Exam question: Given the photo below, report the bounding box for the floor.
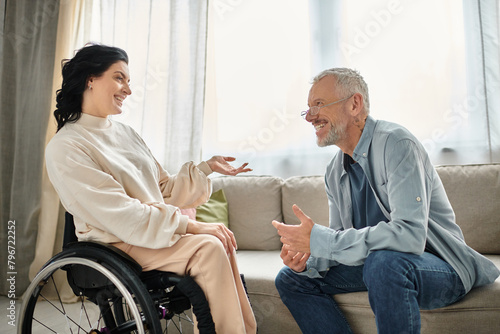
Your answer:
[0,294,193,333]
[2,295,89,333]
[2,295,128,333]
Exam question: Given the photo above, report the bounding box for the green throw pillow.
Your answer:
[196,189,229,227]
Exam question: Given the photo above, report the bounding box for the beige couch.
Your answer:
[211,164,500,333]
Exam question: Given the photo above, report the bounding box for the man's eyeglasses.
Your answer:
[301,95,353,119]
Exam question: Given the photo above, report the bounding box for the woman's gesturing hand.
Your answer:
[187,219,237,255]
[206,156,252,176]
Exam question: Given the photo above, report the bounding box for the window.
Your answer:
[204,0,495,178]
[204,0,318,177]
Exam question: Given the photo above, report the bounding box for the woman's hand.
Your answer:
[186,219,237,254]
[206,156,252,176]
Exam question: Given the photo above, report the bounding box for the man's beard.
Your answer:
[317,122,347,147]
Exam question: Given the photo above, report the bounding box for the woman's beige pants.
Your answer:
[114,234,257,334]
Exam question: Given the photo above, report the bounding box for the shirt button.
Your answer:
[416,197,421,202]
[363,153,367,157]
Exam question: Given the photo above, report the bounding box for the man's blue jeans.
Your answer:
[275,250,466,334]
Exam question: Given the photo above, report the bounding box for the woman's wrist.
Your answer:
[186,219,199,234]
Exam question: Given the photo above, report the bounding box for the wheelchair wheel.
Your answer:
[19,256,162,334]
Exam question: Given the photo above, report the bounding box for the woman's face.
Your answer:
[83,61,131,118]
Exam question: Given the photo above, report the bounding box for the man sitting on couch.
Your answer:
[272,68,500,334]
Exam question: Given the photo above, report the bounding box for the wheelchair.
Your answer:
[19,213,216,333]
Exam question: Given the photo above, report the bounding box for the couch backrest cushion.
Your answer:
[436,164,500,254]
[282,176,329,227]
[283,164,500,254]
[211,176,284,251]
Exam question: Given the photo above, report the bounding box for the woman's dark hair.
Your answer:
[54,44,129,132]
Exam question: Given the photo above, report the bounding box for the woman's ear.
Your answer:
[87,77,95,90]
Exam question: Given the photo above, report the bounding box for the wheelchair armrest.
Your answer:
[64,241,143,274]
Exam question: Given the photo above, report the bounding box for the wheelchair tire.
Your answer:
[19,255,162,334]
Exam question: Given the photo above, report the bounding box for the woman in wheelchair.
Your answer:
[43,44,257,333]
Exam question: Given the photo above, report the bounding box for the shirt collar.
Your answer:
[352,115,376,162]
[78,112,112,129]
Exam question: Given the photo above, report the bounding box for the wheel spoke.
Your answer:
[35,292,91,333]
[32,317,58,333]
[21,255,182,334]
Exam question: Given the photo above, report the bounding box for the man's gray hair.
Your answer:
[312,68,370,114]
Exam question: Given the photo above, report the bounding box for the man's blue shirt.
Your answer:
[302,116,500,293]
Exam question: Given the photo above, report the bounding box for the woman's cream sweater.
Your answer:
[45,113,212,249]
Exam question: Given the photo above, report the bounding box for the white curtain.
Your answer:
[463,0,500,163]
[74,0,209,172]
[28,0,209,289]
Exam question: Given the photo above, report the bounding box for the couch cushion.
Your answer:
[335,255,500,334]
[436,164,500,254]
[211,176,283,250]
[237,251,500,334]
[236,250,300,333]
[282,175,329,227]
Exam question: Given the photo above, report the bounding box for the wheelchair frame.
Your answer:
[18,213,216,333]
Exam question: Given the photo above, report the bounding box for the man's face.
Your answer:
[306,76,349,147]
